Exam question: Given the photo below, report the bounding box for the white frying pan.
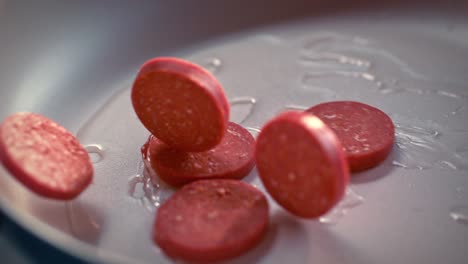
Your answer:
[1,1,467,263]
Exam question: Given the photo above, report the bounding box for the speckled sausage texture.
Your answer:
[147,122,255,187]
[0,112,93,200]
[307,101,395,172]
[154,179,269,262]
[131,57,230,152]
[255,111,349,218]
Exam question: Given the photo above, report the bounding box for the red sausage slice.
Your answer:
[146,122,255,187]
[131,57,229,152]
[0,112,93,200]
[154,179,269,262]
[255,111,349,218]
[306,101,395,172]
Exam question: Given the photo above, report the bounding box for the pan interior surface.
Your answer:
[0,1,467,264]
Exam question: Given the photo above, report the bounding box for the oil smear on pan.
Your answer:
[197,56,223,74]
[190,33,468,173]
[297,32,468,114]
[392,116,468,171]
[446,105,466,117]
[449,206,468,226]
[84,144,104,163]
[294,32,468,171]
[376,78,468,100]
[319,188,365,225]
[280,104,309,113]
[299,33,384,97]
[128,144,174,212]
[229,97,257,125]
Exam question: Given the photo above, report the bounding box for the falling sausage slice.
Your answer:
[131,57,229,152]
[255,111,349,218]
[146,122,255,187]
[154,179,269,262]
[0,112,93,200]
[306,101,395,172]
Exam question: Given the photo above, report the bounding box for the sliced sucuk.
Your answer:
[255,111,349,218]
[131,57,229,152]
[306,101,395,172]
[0,112,93,200]
[154,179,269,262]
[146,122,255,187]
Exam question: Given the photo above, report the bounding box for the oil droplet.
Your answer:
[128,174,145,199]
[201,57,222,74]
[378,87,398,94]
[283,104,308,111]
[143,176,159,205]
[128,144,174,212]
[245,126,261,137]
[303,71,377,82]
[438,160,458,170]
[84,144,103,163]
[319,188,364,224]
[450,206,468,225]
[299,52,371,69]
[301,33,370,52]
[391,160,408,169]
[229,97,256,124]
[435,90,461,99]
[446,105,466,117]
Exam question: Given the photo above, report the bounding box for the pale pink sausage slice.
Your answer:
[0,112,93,200]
